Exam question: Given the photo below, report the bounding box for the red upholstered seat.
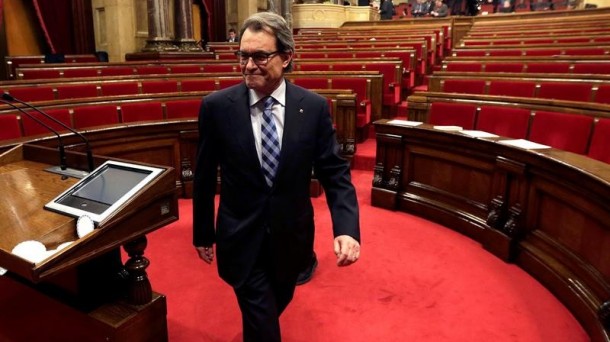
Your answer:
[170,65,204,74]
[564,48,607,56]
[99,66,135,76]
[428,102,477,129]
[218,78,242,89]
[0,115,22,140]
[292,78,329,89]
[488,80,536,98]
[572,63,610,75]
[56,84,98,99]
[181,79,217,92]
[484,63,523,73]
[594,84,610,105]
[587,118,610,163]
[453,50,487,57]
[297,64,331,71]
[331,78,371,128]
[22,108,72,136]
[537,82,593,102]
[442,79,486,94]
[528,111,593,154]
[526,63,571,74]
[19,69,61,80]
[100,81,139,96]
[523,49,562,57]
[202,64,235,73]
[445,62,482,72]
[7,86,55,101]
[136,66,170,75]
[487,50,522,57]
[363,63,402,106]
[141,80,179,94]
[476,106,530,139]
[62,68,99,78]
[120,102,164,123]
[165,99,201,119]
[72,104,119,129]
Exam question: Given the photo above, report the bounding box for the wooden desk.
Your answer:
[0,144,178,341]
[372,120,610,341]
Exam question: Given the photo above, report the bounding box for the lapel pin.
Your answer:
[299,109,304,114]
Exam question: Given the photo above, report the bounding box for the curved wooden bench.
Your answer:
[0,89,358,198]
[372,119,610,341]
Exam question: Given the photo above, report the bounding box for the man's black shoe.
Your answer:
[296,252,318,285]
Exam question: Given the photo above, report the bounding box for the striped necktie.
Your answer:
[261,96,280,187]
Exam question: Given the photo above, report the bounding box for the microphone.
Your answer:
[0,98,68,173]
[2,93,95,174]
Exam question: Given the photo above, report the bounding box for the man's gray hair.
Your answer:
[240,12,295,72]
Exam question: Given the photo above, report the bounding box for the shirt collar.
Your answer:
[249,79,286,108]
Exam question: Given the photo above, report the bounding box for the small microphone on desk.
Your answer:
[0,98,69,174]
[2,93,95,175]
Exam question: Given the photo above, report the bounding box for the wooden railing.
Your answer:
[372,120,610,341]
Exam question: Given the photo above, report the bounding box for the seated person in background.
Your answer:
[412,0,432,16]
[430,0,449,16]
[227,28,239,43]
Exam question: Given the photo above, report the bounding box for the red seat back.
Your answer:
[120,102,164,122]
[165,99,201,119]
[22,108,72,136]
[0,115,22,140]
[442,79,486,94]
[429,102,477,129]
[476,106,530,139]
[488,80,536,98]
[528,111,593,154]
[587,118,610,163]
[537,82,592,102]
[73,104,119,129]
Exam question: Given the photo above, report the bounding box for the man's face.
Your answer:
[239,28,291,95]
[229,32,236,39]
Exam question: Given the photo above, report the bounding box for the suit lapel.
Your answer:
[227,84,263,175]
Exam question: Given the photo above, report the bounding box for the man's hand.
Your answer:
[334,235,360,267]
[196,246,215,264]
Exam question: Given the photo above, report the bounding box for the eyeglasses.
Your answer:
[235,50,280,66]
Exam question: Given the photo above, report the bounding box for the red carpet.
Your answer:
[143,169,589,342]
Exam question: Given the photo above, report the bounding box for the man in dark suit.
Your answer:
[193,11,361,342]
[227,28,239,42]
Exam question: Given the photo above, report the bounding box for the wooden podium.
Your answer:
[0,144,178,341]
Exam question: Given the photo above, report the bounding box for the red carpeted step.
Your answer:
[352,138,376,171]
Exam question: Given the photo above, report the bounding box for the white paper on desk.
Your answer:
[460,130,499,138]
[433,125,463,132]
[387,119,422,127]
[498,139,551,150]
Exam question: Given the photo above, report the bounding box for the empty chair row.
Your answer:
[451,46,610,57]
[0,78,243,102]
[442,61,610,75]
[15,64,239,80]
[0,99,202,141]
[459,35,610,47]
[435,79,610,104]
[427,102,610,163]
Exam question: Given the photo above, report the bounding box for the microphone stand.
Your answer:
[2,93,95,174]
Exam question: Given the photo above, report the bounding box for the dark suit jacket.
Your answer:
[193,81,360,288]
